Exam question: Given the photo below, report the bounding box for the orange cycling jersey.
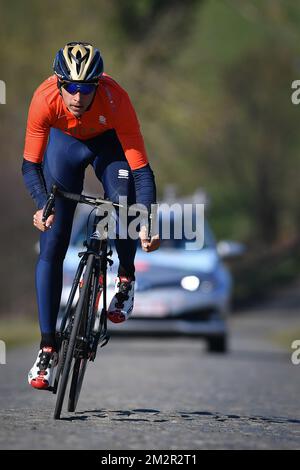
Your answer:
[23,74,149,170]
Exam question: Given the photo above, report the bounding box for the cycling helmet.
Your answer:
[53,42,104,82]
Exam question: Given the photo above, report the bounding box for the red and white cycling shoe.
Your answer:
[28,346,57,390]
[107,276,135,323]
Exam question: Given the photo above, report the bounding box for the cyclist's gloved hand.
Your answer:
[33,208,55,232]
[139,226,160,252]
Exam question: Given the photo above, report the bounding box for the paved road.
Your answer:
[1,284,300,450]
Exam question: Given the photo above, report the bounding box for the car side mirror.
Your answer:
[217,240,246,259]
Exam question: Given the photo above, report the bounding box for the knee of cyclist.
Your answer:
[39,241,68,262]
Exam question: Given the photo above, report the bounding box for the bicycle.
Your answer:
[42,185,124,420]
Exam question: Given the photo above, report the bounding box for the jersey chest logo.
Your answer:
[99,115,107,125]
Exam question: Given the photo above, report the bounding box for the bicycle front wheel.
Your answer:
[54,254,94,420]
[52,338,68,395]
[68,357,88,412]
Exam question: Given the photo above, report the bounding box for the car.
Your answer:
[60,202,242,353]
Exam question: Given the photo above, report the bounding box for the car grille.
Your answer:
[132,309,216,322]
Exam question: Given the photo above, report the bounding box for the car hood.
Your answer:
[64,246,220,291]
[134,249,218,291]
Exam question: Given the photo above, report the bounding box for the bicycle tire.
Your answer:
[52,339,68,394]
[53,254,94,419]
[53,303,80,395]
[67,268,97,411]
[68,357,88,412]
[67,286,91,412]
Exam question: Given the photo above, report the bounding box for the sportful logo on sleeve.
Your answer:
[118,169,129,179]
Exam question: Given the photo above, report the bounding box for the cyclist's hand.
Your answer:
[139,226,160,252]
[33,209,55,232]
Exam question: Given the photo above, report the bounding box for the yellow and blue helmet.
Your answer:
[53,42,104,82]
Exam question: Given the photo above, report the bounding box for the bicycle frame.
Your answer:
[57,208,111,351]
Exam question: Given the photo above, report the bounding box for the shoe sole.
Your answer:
[107,311,126,323]
[29,378,50,390]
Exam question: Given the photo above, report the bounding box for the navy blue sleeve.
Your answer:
[131,164,156,212]
[22,158,48,209]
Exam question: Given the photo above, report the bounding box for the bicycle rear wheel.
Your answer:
[54,254,94,420]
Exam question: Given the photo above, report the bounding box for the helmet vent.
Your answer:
[76,51,82,74]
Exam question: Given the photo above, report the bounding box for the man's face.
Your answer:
[61,85,96,117]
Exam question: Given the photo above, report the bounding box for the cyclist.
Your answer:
[22,42,159,389]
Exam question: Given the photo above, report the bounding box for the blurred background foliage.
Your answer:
[0,0,299,315]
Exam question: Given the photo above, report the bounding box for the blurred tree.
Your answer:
[201,44,300,244]
[113,0,200,40]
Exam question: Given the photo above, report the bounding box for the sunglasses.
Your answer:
[61,81,97,95]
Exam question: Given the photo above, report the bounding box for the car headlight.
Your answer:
[181,276,216,293]
[181,276,200,291]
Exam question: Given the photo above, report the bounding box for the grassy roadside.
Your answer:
[269,329,300,351]
[0,317,40,348]
[231,239,300,308]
